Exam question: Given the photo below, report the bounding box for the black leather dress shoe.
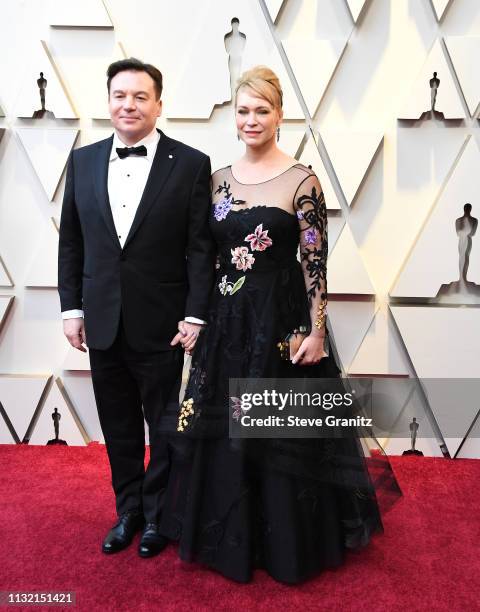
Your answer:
[102,511,144,554]
[138,523,168,558]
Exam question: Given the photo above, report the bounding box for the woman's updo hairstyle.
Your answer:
[235,65,283,111]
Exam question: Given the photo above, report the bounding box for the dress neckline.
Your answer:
[228,163,302,186]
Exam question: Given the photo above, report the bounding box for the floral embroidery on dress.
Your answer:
[214,195,233,221]
[221,223,274,295]
[177,397,194,432]
[297,185,328,304]
[304,228,318,245]
[231,396,250,421]
[244,223,273,252]
[218,275,246,296]
[213,181,246,221]
[231,246,255,272]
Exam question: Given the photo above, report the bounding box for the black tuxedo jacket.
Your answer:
[58,130,215,351]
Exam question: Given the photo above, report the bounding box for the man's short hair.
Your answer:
[107,58,163,100]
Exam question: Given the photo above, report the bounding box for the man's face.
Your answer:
[108,70,162,144]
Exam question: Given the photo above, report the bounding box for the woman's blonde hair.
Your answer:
[235,65,283,111]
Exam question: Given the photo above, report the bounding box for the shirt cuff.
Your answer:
[62,309,84,319]
[185,316,207,325]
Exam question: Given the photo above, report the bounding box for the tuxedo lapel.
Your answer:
[123,131,178,249]
[93,135,121,249]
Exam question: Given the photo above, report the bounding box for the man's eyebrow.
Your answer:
[111,89,150,96]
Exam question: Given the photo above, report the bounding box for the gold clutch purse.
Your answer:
[277,326,329,361]
[277,327,308,361]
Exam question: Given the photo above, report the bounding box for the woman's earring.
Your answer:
[276,126,280,142]
[237,133,240,141]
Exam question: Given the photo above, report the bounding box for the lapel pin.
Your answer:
[168,154,173,159]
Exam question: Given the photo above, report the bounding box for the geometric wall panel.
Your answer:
[0,414,15,444]
[0,374,51,442]
[264,0,286,23]
[25,217,59,288]
[28,378,89,446]
[0,256,14,287]
[374,382,445,457]
[421,378,480,458]
[49,0,113,27]
[80,127,115,147]
[16,128,78,201]
[0,103,5,117]
[348,305,410,376]
[0,296,14,335]
[53,39,127,120]
[395,125,468,197]
[328,224,375,294]
[327,216,345,255]
[328,300,377,371]
[391,306,480,378]
[456,419,480,459]
[298,133,341,210]
[167,11,229,117]
[0,128,5,144]
[62,346,91,371]
[277,127,306,158]
[431,0,454,21]
[282,38,347,117]
[320,130,383,206]
[163,126,244,173]
[60,374,101,442]
[90,43,126,119]
[398,39,465,120]
[444,36,480,117]
[391,137,480,301]
[0,0,477,460]
[345,0,368,22]
[167,0,303,119]
[15,41,77,119]
[0,413,16,444]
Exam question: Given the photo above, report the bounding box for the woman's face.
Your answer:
[235,87,281,147]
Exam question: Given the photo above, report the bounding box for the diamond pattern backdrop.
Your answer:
[0,0,479,457]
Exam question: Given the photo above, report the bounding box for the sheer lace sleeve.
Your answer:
[294,172,328,336]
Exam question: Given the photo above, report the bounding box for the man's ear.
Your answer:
[157,99,163,118]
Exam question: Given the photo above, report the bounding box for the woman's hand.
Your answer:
[291,334,327,365]
[170,321,203,355]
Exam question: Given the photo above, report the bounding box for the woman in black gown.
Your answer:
[159,66,400,584]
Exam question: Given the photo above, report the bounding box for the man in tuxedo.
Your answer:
[58,58,214,557]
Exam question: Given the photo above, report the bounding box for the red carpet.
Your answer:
[1,444,479,612]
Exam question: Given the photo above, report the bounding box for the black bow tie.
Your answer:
[116,145,147,159]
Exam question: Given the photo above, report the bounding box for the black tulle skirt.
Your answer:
[158,264,401,583]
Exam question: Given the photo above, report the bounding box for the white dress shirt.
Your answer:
[62,128,205,326]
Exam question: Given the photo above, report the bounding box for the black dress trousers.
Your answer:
[89,317,184,522]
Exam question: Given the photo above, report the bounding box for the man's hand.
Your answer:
[170,321,203,355]
[63,317,87,352]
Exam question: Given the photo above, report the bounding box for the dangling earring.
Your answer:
[276,126,280,142]
[237,133,240,141]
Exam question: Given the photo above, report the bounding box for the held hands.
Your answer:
[170,321,203,355]
[291,333,327,366]
[63,317,87,352]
